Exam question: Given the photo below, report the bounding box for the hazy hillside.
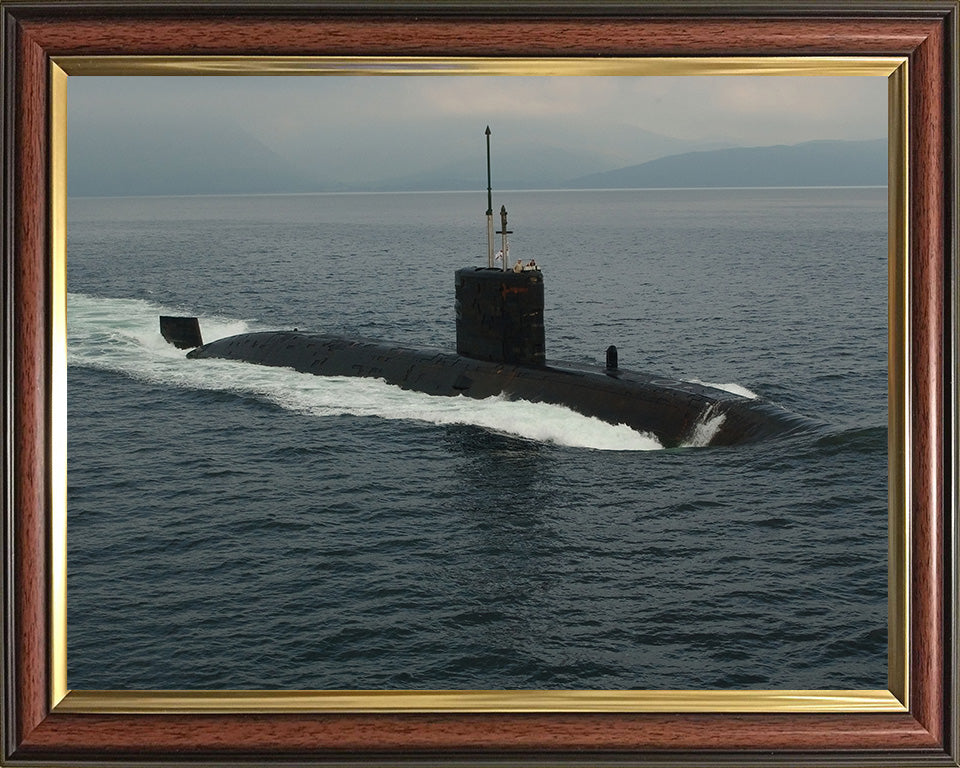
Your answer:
[68,116,319,197]
[67,113,729,197]
[332,120,731,192]
[68,114,886,197]
[566,139,887,189]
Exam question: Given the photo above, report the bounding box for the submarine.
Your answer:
[160,129,814,448]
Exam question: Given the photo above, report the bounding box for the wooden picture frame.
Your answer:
[2,2,957,765]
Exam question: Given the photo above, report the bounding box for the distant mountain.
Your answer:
[69,116,319,197]
[67,112,733,196]
[360,122,735,192]
[565,139,887,189]
[68,112,885,197]
[262,116,732,192]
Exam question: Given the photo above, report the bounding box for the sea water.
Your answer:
[66,187,888,690]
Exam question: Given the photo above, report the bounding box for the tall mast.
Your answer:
[485,126,495,268]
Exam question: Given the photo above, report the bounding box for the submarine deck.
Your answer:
[187,330,814,448]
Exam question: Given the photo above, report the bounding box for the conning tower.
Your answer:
[455,266,544,366]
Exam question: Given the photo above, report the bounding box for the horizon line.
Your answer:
[68,185,889,201]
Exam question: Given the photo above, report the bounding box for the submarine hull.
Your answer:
[187,331,812,447]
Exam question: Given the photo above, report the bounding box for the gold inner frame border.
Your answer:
[49,55,909,715]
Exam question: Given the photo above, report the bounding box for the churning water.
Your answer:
[66,187,888,690]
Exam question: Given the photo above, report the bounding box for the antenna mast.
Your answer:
[485,126,495,268]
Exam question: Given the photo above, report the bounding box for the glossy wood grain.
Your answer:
[907,16,947,749]
[14,711,941,757]
[16,15,941,57]
[11,21,50,753]
[2,3,955,764]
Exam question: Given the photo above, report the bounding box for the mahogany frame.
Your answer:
[1,1,957,766]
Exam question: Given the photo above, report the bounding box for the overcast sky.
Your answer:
[67,75,888,193]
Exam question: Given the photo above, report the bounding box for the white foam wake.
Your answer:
[687,378,759,400]
[67,293,663,452]
[681,403,727,448]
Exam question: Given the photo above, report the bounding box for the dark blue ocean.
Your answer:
[66,187,888,690]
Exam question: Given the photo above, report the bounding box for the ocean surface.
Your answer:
[66,187,888,690]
